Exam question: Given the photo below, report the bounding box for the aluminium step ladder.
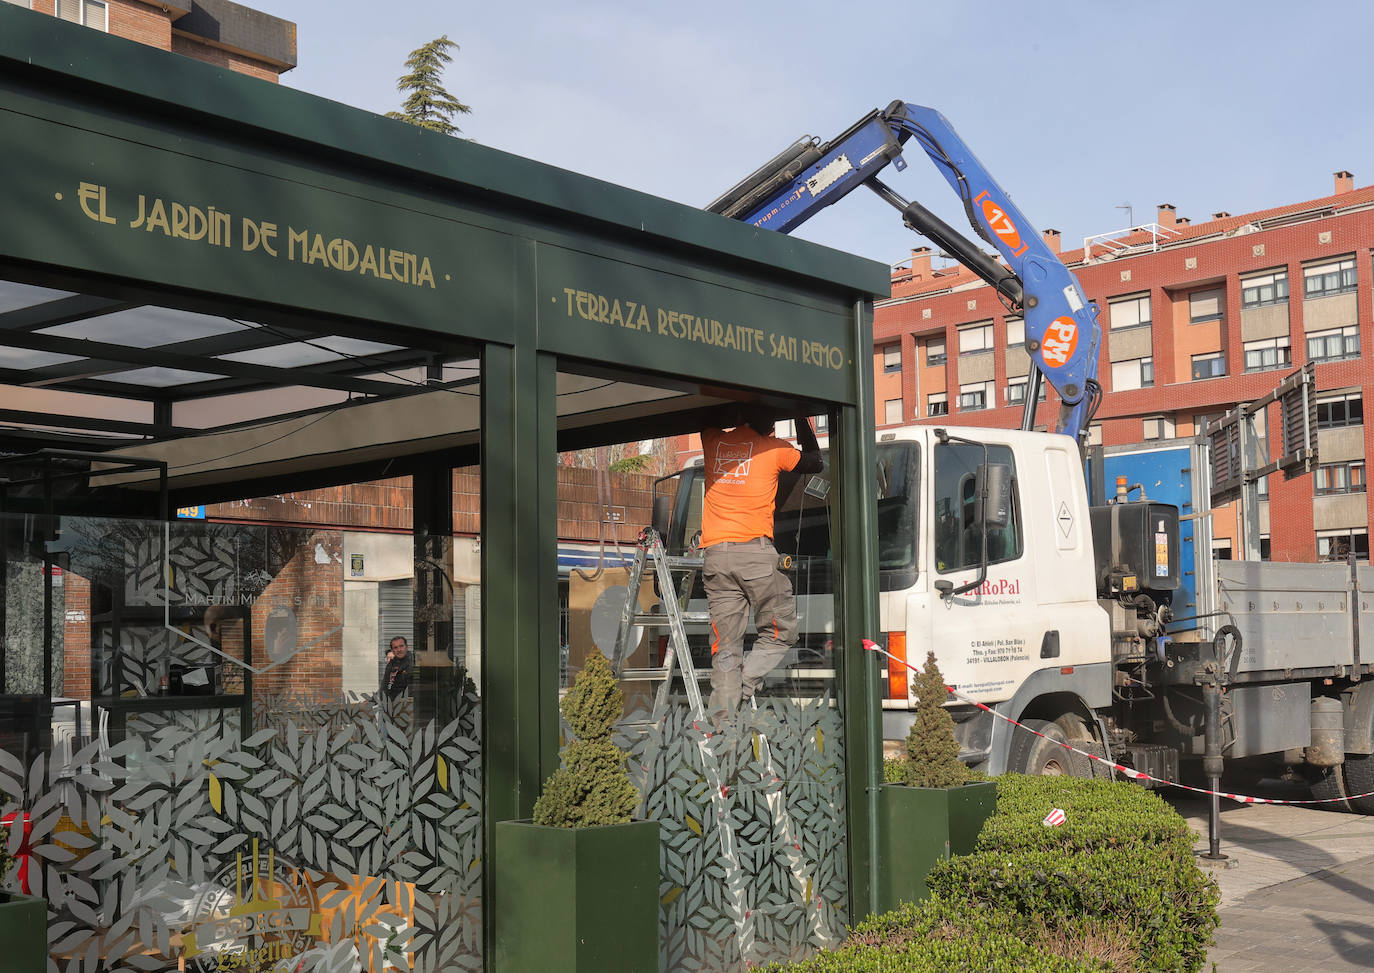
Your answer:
[609,526,710,717]
[609,528,822,963]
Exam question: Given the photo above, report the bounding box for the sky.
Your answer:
[264,0,1374,270]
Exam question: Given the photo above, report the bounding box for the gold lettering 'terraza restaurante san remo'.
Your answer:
[0,4,885,973]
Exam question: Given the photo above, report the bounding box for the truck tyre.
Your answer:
[1309,765,1352,813]
[1343,732,1374,816]
[1008,718,1090,777]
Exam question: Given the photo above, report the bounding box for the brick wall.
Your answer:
[878,194,1374,563]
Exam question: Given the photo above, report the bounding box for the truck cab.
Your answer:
[659,424,1112,773]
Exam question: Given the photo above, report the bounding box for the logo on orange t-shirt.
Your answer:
[713,442,754,482]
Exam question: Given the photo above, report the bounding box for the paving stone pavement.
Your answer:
[1166,783,1374,972]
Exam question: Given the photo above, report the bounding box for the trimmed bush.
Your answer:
[929,845,1218,972]
[977,774,1194,857]
[770,774,1218,972]
[761,899,1112,972]
[894,652,971,788]
[531,651,640,828]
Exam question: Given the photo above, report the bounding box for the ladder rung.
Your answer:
[620,667,672,681]
[632,612,711,625]
[665,556,704,570]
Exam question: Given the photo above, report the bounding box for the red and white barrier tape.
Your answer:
[862,639,1374,806]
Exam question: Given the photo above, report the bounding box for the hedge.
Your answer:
[759,899,1112,972]
[769,774,1219,973]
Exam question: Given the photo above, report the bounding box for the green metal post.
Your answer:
[834,299,882,921]
[480,277,559,959]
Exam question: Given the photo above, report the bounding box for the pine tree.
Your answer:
[532,651,641,827]
[900,651,971,788]
[385,35,472,136]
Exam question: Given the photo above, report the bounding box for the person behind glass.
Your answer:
[383,636,412,700]
[700,405,823,726]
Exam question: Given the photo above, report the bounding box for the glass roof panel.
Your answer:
[0,347,82,369]
[99,366,227,388]
[0,280,77,314]
[38,306,248,348]
[217,335,404,368]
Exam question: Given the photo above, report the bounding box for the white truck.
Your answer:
[654,404,1374,815]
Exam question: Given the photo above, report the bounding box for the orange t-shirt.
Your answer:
[700,426,801,547]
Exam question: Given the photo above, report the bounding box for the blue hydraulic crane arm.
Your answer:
[706,100,1102,442]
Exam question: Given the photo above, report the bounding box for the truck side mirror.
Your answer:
[975,463,1012,530]
[651,495,672,538]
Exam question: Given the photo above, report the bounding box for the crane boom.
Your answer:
[707,101,1102,441]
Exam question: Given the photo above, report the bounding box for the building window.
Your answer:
[958,323,993,355]
[1243,336,1291,372]
[884,398,903,425]
[1143,415,1175,441]
[927,392,948,417]
[1317,393,1363,428]
[957,381,993,411]
[957,382,990,411]
[1189,288,1223,324]
[1304,257,1357,299]
[1005,317,1025,347]
[1259,535,1271,560]
[1257,475,1269,499]
[1212,539,1233,560]
[1191,351,1226,380]
[1241,269,1288,309]
[1318,528,1369,562]
[57,0,107,29]
[1307,325,1360,363]
[1315,461,1366,496]
[813,413,829,433]
[1006,377,1046,405]
[1111,356,1153,391]
[1109,293,1151,330]
[882,344,902,373]
[926,337,947,366]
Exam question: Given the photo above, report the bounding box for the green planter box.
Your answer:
[493,819,659,973]
[0,891,46,972]
[877,780,997,911]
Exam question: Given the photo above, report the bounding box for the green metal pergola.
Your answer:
[0,6,885,965]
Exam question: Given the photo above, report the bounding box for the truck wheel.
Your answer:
[1342,687,1374,815]
[1309,765,1352,813]
[1008,718,1090,777]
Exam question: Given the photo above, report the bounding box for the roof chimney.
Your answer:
[1177,216,1191,226]
[909,246,932,280]
[1335,170,1354,195]
[1211,211,1231,220]
[1042,228,1061,254]
[1156,203,1177,229]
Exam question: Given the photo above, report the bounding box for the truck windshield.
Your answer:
[667,441,919,592]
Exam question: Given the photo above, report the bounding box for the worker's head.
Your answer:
[739,403,775,437]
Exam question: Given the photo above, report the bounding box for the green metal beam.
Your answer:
[481,241,559,959]
[834,299,882,922]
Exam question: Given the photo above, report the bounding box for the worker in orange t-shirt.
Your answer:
[700,404,823,726]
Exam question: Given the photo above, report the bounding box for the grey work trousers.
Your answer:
[702,537,798,719]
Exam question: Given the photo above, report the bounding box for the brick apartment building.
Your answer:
[873,171,1374,566]
[3,0,297,81]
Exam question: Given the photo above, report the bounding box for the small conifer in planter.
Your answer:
[494,651,658,973]
[531,651,640,828]
[898,651,973,789]
[878,652,997,910]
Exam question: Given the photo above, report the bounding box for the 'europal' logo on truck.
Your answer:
[973,578,1022,597]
